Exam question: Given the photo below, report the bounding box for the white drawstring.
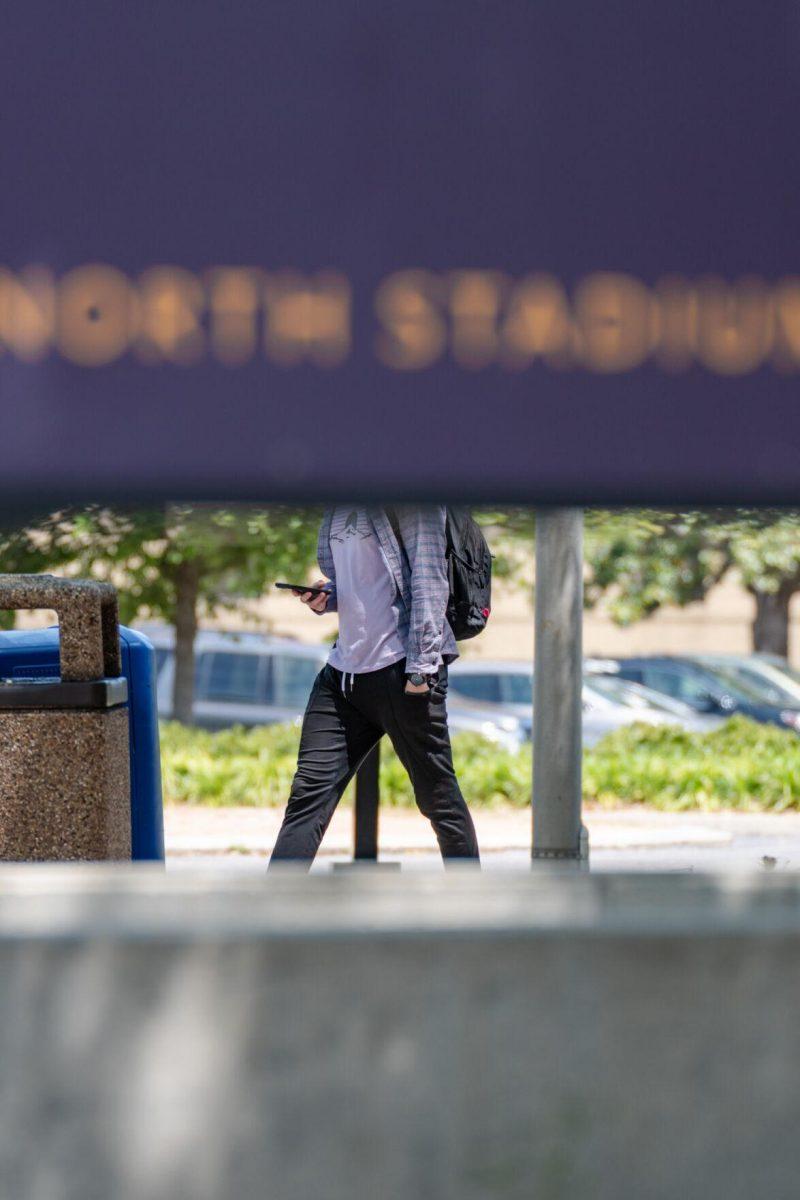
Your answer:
[340,670,355,696]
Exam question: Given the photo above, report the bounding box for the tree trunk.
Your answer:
[751,585,793,658]
[173,559,201,724]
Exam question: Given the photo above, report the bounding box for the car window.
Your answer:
[270,655,323,708]
[766,659,800,687]
[614,667,643,685]
[696,664,768,704]
[710,663,798,706]
[152,648,170,677]
[194,653,210,692]
[500,675,532,704]
[723,665,790,706]
[449,674,502,704]
[198,652,265,704]
[641,666,712,704]
[587,675,645,708]
[640,666,688,700]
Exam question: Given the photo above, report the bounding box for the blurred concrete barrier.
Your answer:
[1,868,799,1199]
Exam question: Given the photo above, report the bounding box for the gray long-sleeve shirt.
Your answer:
[315,504,459,675]
[326,506,407,673]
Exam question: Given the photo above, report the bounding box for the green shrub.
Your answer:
[161,720,304,807]
[159,714,800,811]
[584,715,800,811]
[160,720,533,808]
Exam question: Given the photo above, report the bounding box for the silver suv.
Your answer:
[141,626,327,730]
[140,625,529,749]
[449,658,720,747]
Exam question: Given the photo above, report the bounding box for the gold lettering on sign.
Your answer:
[206,268,262,366]
[57,265,138,366]
[573,273,657,372]
[694,276,774,375]
[772,278,800,373]
[0,267,55,361]
[263,271,350,367]
[652,275,698,373]
[499,273,574,369]
[137,267,205,364]
[374,270,446,369]
[447,271,509,369]
[652,274,695,372]
[0,262,796,375]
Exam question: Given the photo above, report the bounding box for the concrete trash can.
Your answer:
[0,575,132,861]
[0,624,165,860]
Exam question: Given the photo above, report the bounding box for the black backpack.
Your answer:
[386,506,492,641]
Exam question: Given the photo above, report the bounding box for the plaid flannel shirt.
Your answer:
[315,504,458,674]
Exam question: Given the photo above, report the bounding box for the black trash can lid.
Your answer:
[0,676,128,710]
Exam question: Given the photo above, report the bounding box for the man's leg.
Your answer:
[269,665,383,868]
[380,661,480,862]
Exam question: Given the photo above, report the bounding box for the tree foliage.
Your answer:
[486,506,800,654]
[11,504,319,618]
[0,504,323,720]
[583,508,800,627]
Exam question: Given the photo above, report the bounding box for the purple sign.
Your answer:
[1,2,798,504]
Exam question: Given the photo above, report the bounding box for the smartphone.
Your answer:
[274,582,329,597]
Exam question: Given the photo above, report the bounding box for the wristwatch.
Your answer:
[406,672,428,687]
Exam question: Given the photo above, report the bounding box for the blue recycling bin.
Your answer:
[0,624,165,861]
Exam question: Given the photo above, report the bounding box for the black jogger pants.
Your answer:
[269,658,480,866]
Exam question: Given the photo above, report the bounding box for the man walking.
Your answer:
[269,503,480,866]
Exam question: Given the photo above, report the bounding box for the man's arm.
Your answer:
[313,511,337,612]
[396,504,449,676]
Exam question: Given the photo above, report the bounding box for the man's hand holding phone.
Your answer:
[275,579,331,613]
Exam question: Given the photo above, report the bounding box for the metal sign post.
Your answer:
[532,508,589,867]
[333,742,400,869]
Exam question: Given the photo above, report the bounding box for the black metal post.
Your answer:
[353,742,380,860]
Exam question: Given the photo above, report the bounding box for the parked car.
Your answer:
[585,655,800,732]
[139,625,528,749]
[141,626,327,729]
[581,673,723,740]
[447,659,718,747]
[692,654,800,711]
[756,654,800,688]
[434,694,529,752]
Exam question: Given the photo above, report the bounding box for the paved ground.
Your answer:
[165,805,800,873]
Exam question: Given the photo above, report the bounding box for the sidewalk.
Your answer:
[165,805,800,872]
